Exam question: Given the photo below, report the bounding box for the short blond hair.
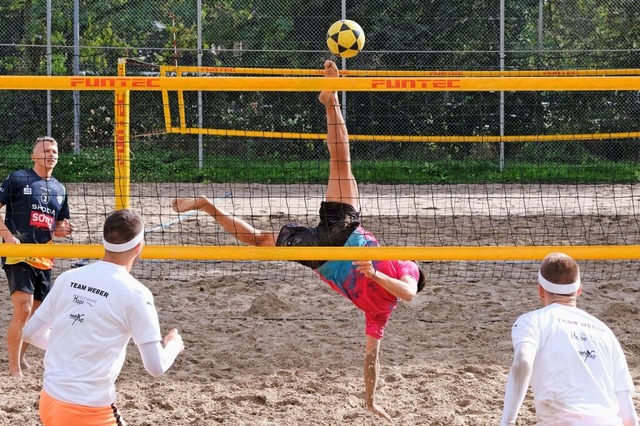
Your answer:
[33,137,58,152]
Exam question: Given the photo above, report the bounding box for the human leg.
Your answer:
[319,60,360,211]
[364,335,392,421]
[18,298,42,371]
[8,290,34,377]
[4,263,41,377]
[172,196,277,247]
[20,267,51,371]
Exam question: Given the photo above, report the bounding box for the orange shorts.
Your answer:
[39,389,126,426]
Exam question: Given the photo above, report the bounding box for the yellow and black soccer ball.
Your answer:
[326,20,365,59]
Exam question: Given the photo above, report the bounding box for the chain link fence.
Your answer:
[1,1,640,285]
[1,0,639,179]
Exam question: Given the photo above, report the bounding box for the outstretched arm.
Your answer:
[364,335,393,423]
[501,341,536,426]
[172,196,277,247]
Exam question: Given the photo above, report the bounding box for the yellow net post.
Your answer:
[114,58,131,209]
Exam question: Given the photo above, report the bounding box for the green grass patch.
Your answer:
[1,144,637,185]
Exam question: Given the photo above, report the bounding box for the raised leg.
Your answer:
[319,60,360,211]
[172,196,277,247]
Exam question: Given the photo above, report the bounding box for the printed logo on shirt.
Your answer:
[570,331,587,342]
[32,203,56,215]
[72,294,97,307]
[41,192,50,204]
[57,194,64,204]
[23,186,32,195]
[69,281,110,298]
[579,349,596,362]
[30,211,54,229]
[69,313,85,325]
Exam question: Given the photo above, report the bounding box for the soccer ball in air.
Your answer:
[326,20,365,59]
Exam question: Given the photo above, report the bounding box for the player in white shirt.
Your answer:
[501,252,638,426]
[23,209,184,426]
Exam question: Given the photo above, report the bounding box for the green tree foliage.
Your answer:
[0,0,638,164]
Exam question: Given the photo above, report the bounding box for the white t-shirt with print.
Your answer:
[511,303,635,425]
[33,260,162,407]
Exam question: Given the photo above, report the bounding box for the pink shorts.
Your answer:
[39,389,126,426]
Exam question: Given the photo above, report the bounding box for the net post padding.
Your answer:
[114,58,131,209]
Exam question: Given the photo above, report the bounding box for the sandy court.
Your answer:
[0,183,639,425]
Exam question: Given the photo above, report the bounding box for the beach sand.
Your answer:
[1,183,638,425]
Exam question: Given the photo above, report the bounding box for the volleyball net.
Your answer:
[1,62,639,283]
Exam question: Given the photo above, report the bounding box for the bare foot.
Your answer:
[171,197,209,213]
[319,60,340,106]
[20,357,30,371]
[323,59,339,78]
[368,403,393,423]
[8,369,23,378]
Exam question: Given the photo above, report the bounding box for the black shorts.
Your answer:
[276,201,361,269]
[3,263,52,301]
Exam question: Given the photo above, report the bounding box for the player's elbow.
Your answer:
[398,285,418,302]
[142,353,167,378]
[399,291,416,302]
[394,277,419,302]
[510,354,534,378]
[144,364,165,378]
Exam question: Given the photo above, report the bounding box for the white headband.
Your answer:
[538,270,581,294]
[102,229,144,253]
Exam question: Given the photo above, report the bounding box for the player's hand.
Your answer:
[54,219,74,237]
[353,260,377,279]
[164,328,185,352]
